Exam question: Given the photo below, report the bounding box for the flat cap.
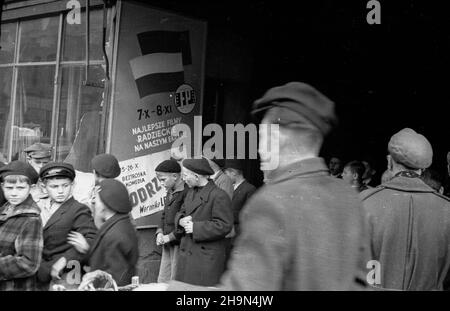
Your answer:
[24,142,53,159]
[224,159,245,171]
[252,82,337,135]
[40,162,76,181]
[388,128,433,169]
[98,179,131,214]
[182,158,214,176]
[155,159,181,173]
[91,154,121,178]
[0,160,39,184]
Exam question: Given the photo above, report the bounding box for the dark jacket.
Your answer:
[231,180,256,235]
[169,158,368,290]
[0,196,43,291]
[87,213,139,286]
[36,197,97,286]
[156,183,189,244]
[361,174,450,290]
[173,181,233,286]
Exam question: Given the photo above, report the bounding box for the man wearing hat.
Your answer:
[154,159,189,283]
[172,157,233,286]
[204,157,233,200]
[361,128,450,290]
[223,159,256,238]
[157,82,368,291]
[36,162,97,290]
[0,161,43,291]
[68,179,139,286]
[23,142,53,207]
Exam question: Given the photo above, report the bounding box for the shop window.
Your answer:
[0,23,16,64]
[56,65,105,171]
[0,9,107,170]
[62,10,105,62]
[0,67,13,163]
[19,17,59,63]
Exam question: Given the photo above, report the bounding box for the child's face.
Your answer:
[44,178,74,203]
[2,180,31,206]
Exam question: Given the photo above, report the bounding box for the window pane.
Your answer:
[0,67,13,162]
[19,16,59,62]
[62,10,106,62]
[0,23,16,64]
[11,66,54,161]
[56,65,105,171]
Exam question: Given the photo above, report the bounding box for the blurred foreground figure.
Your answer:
[361,128,450,290]
[140,82,370,291]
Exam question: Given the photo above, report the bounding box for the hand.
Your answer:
[179,216,192,228]
[133,283,169,291]
[162,235,171,244]
[156,233,164,246]
[67,231,90,254]
[184,221,193,234]
[51,257,67,280]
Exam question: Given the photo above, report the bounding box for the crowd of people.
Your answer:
[1,81,450,291]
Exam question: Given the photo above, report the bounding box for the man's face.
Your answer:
[92,189,106,229]
[156,172,178,191]
[2,180,31,206]
[44,178,73,203]
[181,168,198,188]
[341,166,355,184]
[329,157,342,175]
[28,156,51,174]
[224,168,237,184]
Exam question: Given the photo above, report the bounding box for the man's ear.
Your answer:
[387,155,394,171]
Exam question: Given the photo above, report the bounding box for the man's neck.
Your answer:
[278,153,317,169]
[197,178,209,187]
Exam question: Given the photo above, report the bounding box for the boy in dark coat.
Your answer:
[155,159,188,283]
[36,162,97,290]
[69,179,139,286]
[0,161,43,291]
[173,158,233,286]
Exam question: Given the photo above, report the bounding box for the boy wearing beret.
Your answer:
[69,179,139,286]
[0,161,43,291]
[173,158,233,286]
[36,162,97,290]
[155,159,188,283]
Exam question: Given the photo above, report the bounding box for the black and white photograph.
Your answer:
[1,0,450,301]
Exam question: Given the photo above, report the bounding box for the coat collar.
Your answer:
[88,213,130,256]
[185,180,216,215]
[43,196,76,230]
[0,195,40,221]
[383,175,435,193]
[266,157,329,185]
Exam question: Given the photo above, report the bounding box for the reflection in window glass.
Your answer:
[57,65,105,172]
[19,16,59,62]
[0,68,13,163]
[10,66,55,161]
[0,23,16,64]
[63,10,106,62]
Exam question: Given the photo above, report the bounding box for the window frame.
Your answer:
[0,6,110,164]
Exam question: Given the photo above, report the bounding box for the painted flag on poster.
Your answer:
[129,31,192,98]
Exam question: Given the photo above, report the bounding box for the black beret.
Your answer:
[91,154,121,178]
[224,159,245,171]
[0,160,39,184]
[182,158,214,176]
[155,159,181,173]
[98,179,131,214]
[252,82,337,135]
[40,162,76,181]
[24,142,53,159]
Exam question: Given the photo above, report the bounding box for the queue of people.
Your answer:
[2,81,450,291]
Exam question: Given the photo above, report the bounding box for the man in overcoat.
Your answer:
[361,128,450,290]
